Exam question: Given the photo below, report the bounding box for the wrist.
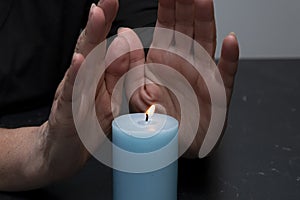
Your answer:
[18,123,52,190]
[41,121,89,182]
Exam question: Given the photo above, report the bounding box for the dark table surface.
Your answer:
[0,59,299,200]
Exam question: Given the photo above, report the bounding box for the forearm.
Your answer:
[0,120,90,191]
[0,123,51,191]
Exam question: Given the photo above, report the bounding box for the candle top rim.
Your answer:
[112,113,178,139]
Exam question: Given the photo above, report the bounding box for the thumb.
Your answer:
[117,28,146,105]
[50,53,85,126]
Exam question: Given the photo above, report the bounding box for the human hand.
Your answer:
[121,0,239,158]
[41,0,129,180]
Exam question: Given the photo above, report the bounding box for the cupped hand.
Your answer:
[41,0,129,180]
[122,0,239,158]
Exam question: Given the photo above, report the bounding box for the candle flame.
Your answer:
[146,105,155,119]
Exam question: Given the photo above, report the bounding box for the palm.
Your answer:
[124,0,239,158]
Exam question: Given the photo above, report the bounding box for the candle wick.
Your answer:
[145,114,149,122]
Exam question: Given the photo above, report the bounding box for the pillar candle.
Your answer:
[112,106,178,200]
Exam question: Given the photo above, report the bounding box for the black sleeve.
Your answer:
[0,0,90,115]
[109,0,158,36]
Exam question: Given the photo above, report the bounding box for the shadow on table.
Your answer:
[178,157,221,200]
[0,189,58,200]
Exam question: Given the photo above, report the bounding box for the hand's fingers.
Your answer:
[194,0,216,57]
[105,34,130,95]
[59,53,84,104]
[174,0,194,53]
[117,28,146,101]
[93,35,130,124]
[152,0,175,49]
[118,28,145,69]
[217,33,239,102]
[98,0,119,35]
[75,0,118,57]
[52,53,84,122]
[156,0,176,29]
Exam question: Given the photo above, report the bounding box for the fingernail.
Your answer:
[89,3,96,20]
[229,32,236,37]
[117,27,129,34]
[117,27,124,33]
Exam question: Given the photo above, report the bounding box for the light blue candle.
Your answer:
[112,107,178,200]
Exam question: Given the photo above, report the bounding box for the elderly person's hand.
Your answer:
[0,0,127,191]
[120,0,239,158]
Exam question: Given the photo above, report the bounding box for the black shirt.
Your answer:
[0,0,157,116]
